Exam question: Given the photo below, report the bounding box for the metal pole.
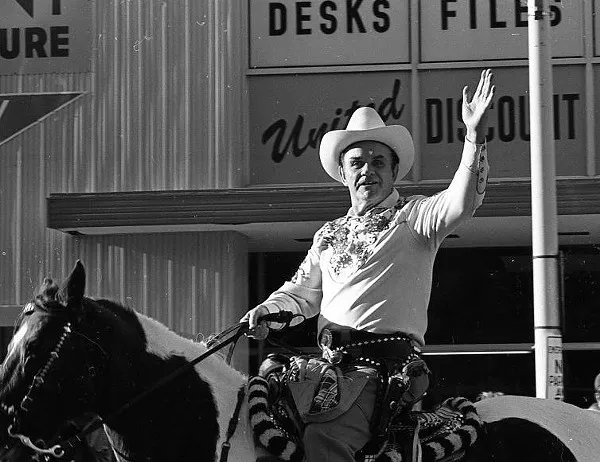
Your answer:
[528,0,563,400]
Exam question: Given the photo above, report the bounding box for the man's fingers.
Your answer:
[474,69,493,102]
[474,69,485,97]
[483,69,493,96]
[248,322,269,340]
[248,306,270,329]
[462,85,470,103]
[469,70,494,110]
[485,85,496,107]
[248,310,261,329]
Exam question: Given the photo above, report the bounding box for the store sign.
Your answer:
[420,67,586,180]
[420,0,583,62]
[249,72,411,184]
[594,2,600,56]
[0,0,92,75]
[249,67,586,185]
[594,68,600,175]
[0,92,83,146]
[249,0,410,68]
[547,336,563,400]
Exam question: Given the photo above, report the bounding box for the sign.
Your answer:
[595,1,600,56]
[547,335,563,400]
[596,67,600,176]
[249,0,410,68]
[0,0,92,75]
[0,92,83,146]
[248,67,586,185]
[420,67,586,180]
[249,72,411,184]
[420,0,583,62]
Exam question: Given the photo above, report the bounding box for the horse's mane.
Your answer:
[9,278,248,423]
[22,277,247,387]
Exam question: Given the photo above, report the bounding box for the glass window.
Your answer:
[562,247,600,343]
[426,248,534,344]
[422,353,535,408]
[249,245,600,406]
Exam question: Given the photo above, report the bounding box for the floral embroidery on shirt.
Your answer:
[291,255,311,284]
[319,199,406,280]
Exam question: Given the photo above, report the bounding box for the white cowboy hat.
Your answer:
[319,106,414,182]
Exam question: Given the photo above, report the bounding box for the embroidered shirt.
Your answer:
[261,141,489,347]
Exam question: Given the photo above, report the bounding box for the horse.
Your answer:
[0,261,599,461]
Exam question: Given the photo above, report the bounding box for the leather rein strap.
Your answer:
[56,322,250,458]
[219,386,246,462]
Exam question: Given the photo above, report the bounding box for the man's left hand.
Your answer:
[462,69,495,143]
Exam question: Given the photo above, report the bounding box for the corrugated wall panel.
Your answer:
[0,78,90,304]
[51,232,249,339]
[0,0,249,343]
[0,0,247,194]
[6,230,249,370]
[0,0,247,306]
[0,147,19,305]
[91,0,247,192]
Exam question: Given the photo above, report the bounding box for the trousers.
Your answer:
[303,369,378,462]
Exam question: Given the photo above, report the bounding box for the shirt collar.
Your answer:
[347,189,400,216]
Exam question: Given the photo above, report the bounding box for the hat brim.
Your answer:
[319,125,415,182]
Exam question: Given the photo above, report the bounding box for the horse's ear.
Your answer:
[60,260,86,305]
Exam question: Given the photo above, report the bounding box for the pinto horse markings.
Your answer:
[0,262,252,461]
[0,261,597,461]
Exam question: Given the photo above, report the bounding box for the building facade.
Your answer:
[1,0,599,404]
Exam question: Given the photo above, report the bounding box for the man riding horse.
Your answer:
[242,69,495,461]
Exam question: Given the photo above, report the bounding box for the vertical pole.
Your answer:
[528,0,563,400]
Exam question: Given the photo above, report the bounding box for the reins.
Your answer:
[8,309,301,460]
[57,320,251,455]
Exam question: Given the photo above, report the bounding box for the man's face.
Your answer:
[339,141,398,213]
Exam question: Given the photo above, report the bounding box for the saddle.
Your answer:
[248,367,484,462]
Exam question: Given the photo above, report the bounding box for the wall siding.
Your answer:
[0,0,249,345]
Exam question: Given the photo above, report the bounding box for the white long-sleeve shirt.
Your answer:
[261,141,489,346]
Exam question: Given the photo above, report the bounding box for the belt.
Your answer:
[319,328,420,366]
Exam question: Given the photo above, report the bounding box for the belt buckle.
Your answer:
[320,328,333,349]
[322,346,343,365]
[320,329,343,365]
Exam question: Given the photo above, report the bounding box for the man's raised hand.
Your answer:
[462,69,495,143]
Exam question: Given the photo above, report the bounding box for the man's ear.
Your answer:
[339,165,348,186]
[392,163,399,182]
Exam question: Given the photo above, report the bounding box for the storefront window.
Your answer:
[423,353,535,407]
[562,247,600,343]
[249,245,600,405]
[426,248,534,344]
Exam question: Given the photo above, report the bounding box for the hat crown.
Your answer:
[346,107,385,131]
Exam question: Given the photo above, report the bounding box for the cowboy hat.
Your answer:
[319,106,414,182]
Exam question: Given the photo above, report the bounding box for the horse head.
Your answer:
[0,261,109,460]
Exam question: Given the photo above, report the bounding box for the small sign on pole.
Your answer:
[547,335,564,400]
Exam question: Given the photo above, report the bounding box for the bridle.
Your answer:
[3,302,109,460]
[1,301,254,461]
[2,301,297,461]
